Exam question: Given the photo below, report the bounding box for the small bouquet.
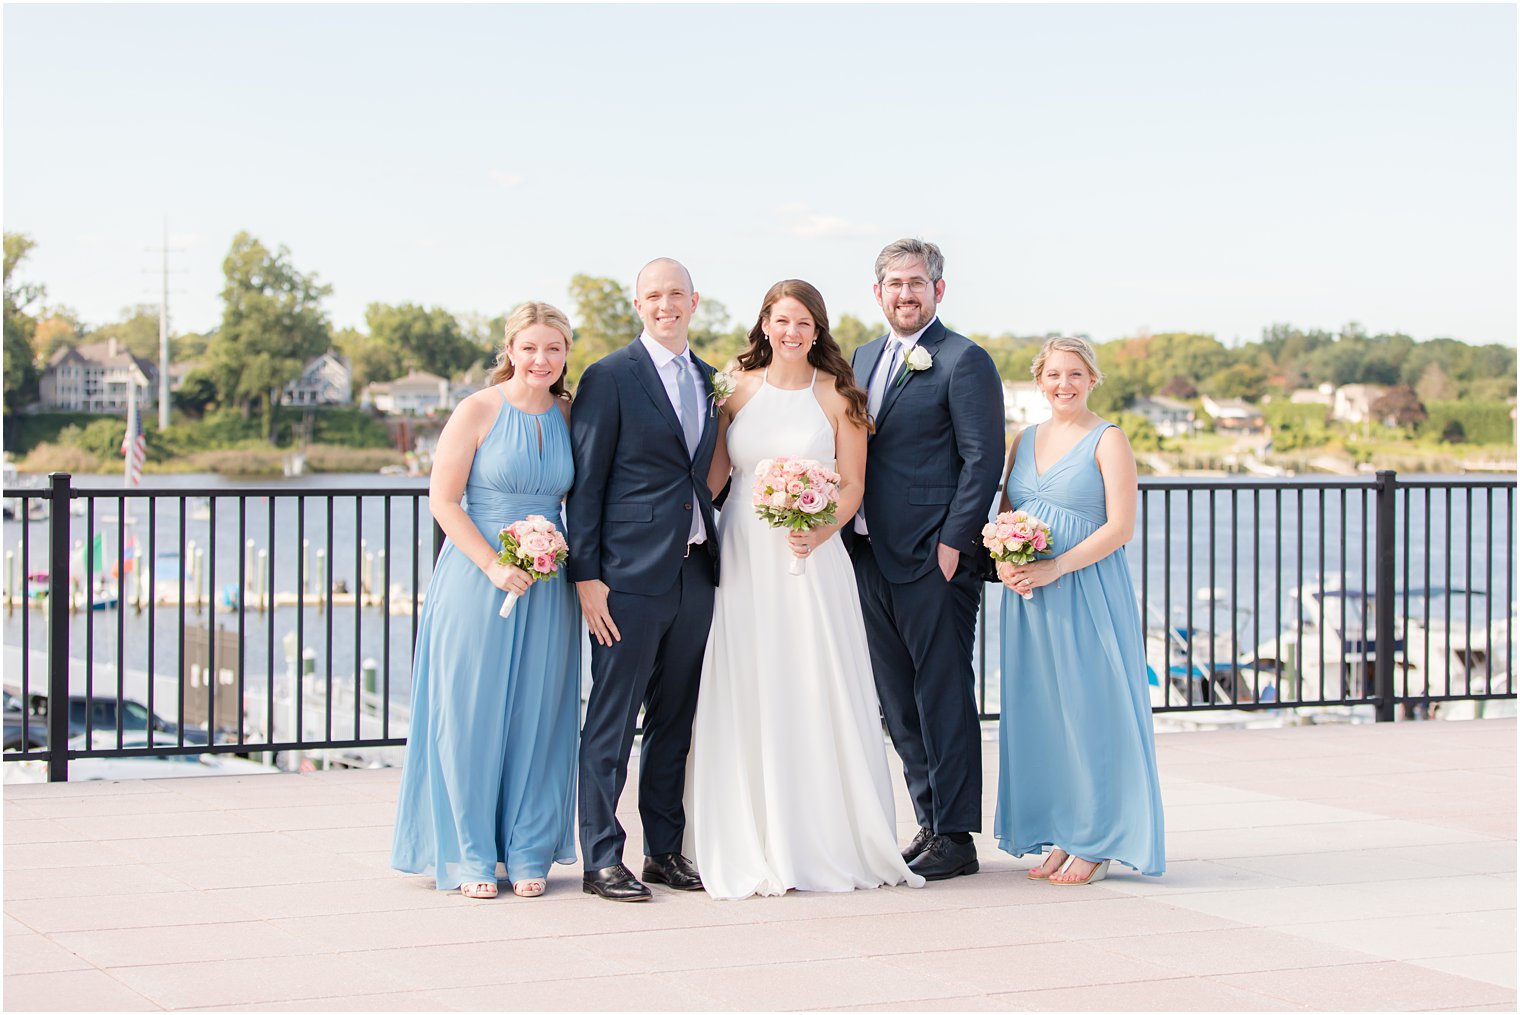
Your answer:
[496,515,569,618]
[752,456,841,576]
[982,510,1055,601]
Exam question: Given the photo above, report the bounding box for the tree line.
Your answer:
[5,231,1515,446]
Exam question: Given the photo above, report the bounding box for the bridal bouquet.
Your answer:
[752,457,841,576]
[982,510,1054,601]
[496,515,569,618]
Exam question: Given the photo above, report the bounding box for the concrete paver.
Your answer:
[4,718,1513,1011]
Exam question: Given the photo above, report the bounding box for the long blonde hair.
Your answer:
[488,301,574,398]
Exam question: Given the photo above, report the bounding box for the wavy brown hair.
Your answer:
[488,301,574,400]
[736,280,873,432]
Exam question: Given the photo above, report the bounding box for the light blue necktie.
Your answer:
[868,339,901,420]
[676,356,701,456]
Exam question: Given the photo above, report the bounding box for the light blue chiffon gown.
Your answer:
[995,421,1165,876]
[391,393,579,889]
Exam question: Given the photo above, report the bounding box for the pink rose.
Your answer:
[770,491,788,508]
[987,537,1005,555]
[996,520,1017,540]
[1010,525,1032,544]
[533,553,556,573]
[530,516,555,534]
[521,532,554,555]
[1032,531,1048,551]
[797,489,825,514]
[786,478,805,496]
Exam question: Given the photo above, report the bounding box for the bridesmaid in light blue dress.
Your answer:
[392,302,580,899]
[993,336,1165,884]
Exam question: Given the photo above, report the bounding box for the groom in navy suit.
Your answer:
[847,238,1004,880]
[567,257,720,902]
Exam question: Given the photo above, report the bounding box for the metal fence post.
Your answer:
[46,472,72,781]
[1374,470,1397,722]
[432,519,445,561]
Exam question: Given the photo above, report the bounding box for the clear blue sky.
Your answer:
[5,4,1515,347]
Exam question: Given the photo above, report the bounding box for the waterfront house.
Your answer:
[1331,383,1389,425]
[1002,381,1051,427]
[448,365,488,409]
[37,339,157,414]
[1289,383,1335,410]
[1201,395,1264,432]
[361,369,451,416]
[1130,395,1201,437]
[281,352,353,407]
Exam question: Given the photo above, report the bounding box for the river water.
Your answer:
[3,472,1513,721]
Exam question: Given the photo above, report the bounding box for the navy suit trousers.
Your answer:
[578,551,716,869]
[851,536,983,834]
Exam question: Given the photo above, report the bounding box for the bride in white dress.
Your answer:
[685,279,924,900]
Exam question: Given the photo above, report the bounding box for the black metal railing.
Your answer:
[2,469,1514,781]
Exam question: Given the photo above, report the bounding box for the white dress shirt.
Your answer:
[856,316,938,536]
[639,332,708,545]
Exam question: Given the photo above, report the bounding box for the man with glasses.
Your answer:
[847,238,1005,880]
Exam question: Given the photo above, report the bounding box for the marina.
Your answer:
[1,470,1514,783]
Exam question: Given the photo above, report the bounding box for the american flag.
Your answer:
[121,395,146,487]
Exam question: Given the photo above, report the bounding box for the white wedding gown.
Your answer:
[685,371,924,899]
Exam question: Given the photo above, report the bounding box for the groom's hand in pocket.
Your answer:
[577,580,622,646]
[937,543,960,583]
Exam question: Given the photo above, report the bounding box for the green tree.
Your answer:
[566,274,639,383]
[1204,363,1267,401]
[689,297,749,367]
[833,313,876,359]
[3,233,43,416]
[333,325,404,392]
[84,304,162,360]
[172,329,213,362]
[209,232,333,441]
[172,367,219,419]
[1415,362,1457,403]
[364,302,481,380]
[32,308,83,361]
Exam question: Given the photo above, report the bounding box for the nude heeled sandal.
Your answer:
[1050,858,1110,886]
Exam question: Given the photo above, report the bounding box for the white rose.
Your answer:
[905,346,933,372]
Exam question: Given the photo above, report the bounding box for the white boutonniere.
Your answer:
[708,369,738,416]
[896,345,933,387]
[709,370,736,409]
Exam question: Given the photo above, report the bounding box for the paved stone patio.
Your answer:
[3,718,1515,1011]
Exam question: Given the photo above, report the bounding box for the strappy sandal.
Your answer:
[460,881,498,899]
[1050,858,1110,886]
[1027,848,1070,881]
[512,878,547,898]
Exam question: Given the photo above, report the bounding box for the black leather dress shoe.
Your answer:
[582,863,653,902]
[642,852,703,891]
[901,827,935,864]
[908,835,979,881]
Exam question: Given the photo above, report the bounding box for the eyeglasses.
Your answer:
[881,279,932,295]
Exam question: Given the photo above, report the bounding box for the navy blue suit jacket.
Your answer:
[566,339,721,594]
[849,319,1005,584]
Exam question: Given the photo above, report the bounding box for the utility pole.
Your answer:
[157,219,171,429]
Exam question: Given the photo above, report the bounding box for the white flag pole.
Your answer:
[124,378,138,489]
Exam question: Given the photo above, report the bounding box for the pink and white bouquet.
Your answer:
[982,510,1055,600]
[496,515,569,618]
[752,456,841,576]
